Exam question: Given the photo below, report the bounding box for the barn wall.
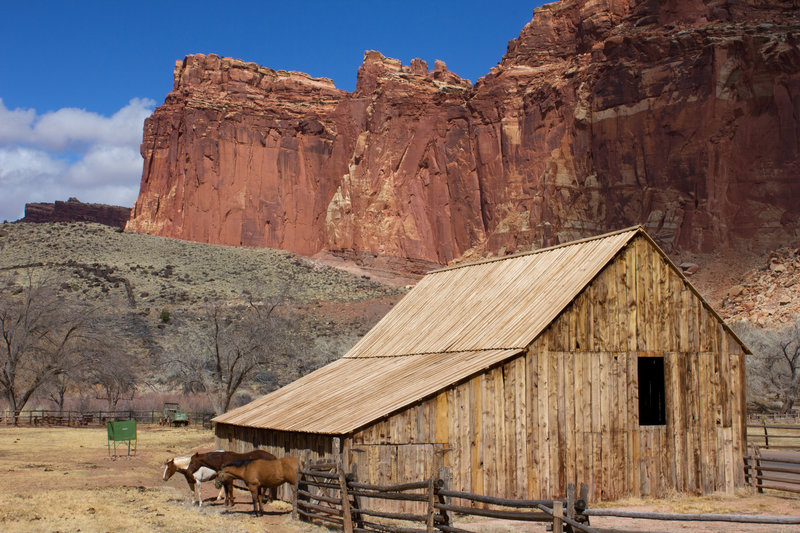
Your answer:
[346,235,746,502]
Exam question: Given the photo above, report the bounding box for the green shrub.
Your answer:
[159,309,171,323]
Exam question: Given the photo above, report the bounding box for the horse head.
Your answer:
[163,456,192,481]
[162,459,176,481]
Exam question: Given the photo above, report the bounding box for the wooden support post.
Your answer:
[754,447,764,494]
[292,460,300,521]
[350,463,364,530]
[763,420,769,449]
[426,478,435,533]
[337,461,353,533]
[438,467,452,527]
[553,501,564,533]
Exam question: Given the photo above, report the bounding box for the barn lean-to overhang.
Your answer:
[213,225,749,435]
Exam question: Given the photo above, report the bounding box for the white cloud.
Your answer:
[64,144,144,187]
[0,98,155,221]
[0,102,36,145]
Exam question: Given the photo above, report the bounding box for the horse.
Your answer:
[187,449,278,505]
[216,456,299,516]
[162,456,225,506]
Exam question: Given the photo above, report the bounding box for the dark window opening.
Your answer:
[638,356,666,426]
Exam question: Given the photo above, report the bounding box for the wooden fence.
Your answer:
[744,447,800,494]
[291,462,800,532]
[747,420,800,450]
[0,409,214,428]
[292,462,596,533]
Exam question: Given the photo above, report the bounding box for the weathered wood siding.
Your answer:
[215,234,746,504]
[345,235,746,501]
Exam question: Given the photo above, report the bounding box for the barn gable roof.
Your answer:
[213,226,743,434]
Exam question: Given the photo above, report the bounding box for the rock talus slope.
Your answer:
[126,0,800,265]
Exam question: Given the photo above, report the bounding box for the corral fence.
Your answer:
[0,409,215,429]
[747,418,800,450]
[293,462,596,533]
[292,463,800,533]
[744,417,800,493]
[744,446,800,494]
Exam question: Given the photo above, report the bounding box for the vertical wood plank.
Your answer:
[591,350,601,500]
[528,347,540,498]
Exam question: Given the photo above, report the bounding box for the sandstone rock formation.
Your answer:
[23,198,131,228]
[127,0,800,266]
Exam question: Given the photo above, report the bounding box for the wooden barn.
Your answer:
[213,226,748,503]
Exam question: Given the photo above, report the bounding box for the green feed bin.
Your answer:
[107,419,137,458]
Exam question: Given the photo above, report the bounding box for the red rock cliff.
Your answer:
[127,0,800,263]
[23,198,131,228]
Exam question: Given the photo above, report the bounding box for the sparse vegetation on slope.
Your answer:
[0,222,407,413]
[0,222,402,308]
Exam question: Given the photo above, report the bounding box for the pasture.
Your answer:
[2,425,800,532]
[0,425,323,533]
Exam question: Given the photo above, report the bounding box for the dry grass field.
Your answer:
[0,425,328,533]
[2,425,800,533]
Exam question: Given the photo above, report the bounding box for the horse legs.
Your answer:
[194,481,202,507]
[249,486,261,516]
[224,479,235,507]
[215,484,225,502]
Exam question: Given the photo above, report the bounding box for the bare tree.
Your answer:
[775,324,800,413]
[85,333,143,411]
[166,297,301,415]
[0,273,91,424]
[733,320,800,413]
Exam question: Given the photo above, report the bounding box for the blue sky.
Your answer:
[0,1,544,221]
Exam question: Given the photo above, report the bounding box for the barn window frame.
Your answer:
[638,355,666,426]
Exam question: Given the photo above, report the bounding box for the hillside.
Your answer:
[0,222,406,397]
[0,222,403,308]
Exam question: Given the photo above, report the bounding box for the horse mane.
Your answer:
[222,459,251,469]
[173,456,191,469]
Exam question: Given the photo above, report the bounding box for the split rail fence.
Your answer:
[747,419,800,450]
[744,447,800,494]
[292,462,597,533]
[292,462,800,533]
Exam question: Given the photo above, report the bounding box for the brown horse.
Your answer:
[216,456,299,516]
[187,449,277,505]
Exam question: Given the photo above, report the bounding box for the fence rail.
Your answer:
[747,419,800,450]
[293,463,595,533]
[0,409,214,428]
[744,446,800,494]
[292,461,800,533]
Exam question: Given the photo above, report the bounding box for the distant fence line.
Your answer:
[747,419,800,450]
[0,409,215,429]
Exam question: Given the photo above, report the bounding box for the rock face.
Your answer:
[127,0,800,265]
[23,198,131,228]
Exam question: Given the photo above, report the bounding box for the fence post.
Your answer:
[438,466,452,528]
[553,501,563,533]
[292,461,299,521]
[754,446,764,494]
[350,463,364,530]
[337,460,353,533]
[426,478,435,533]
[763,419,769,449]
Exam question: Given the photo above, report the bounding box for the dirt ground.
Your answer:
[2,425,800,532]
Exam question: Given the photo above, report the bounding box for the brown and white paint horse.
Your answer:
[162,456,226,506]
